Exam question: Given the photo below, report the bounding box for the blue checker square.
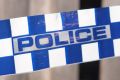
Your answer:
[65,44,82,64]
[0,20,11,39]
[95,7,110,25]
[61,11,79,30]
[98,39,114,58]
[110,22,120,39]
[0,56,15,75]
[31,50,49,70]
[28,15,46,35]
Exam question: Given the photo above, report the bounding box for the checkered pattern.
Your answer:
[0,6,120,76]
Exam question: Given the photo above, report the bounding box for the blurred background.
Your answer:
[0,0,120,80]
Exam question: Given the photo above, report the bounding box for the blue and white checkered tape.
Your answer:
[0,5,120,76]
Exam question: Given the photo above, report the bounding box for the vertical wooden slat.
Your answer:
[50,65,79,80]
[79,0,101,80]
[102,0,120,7]
[0,0,29,19]
[100,58,120,80]
[0,0,5,19]
[29,0,79,15]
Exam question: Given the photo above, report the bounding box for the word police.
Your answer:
[13,25,111,53]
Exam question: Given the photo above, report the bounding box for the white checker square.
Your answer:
[45,13,63,32]
[10,17,29,37]
[0,38,13,57]
[113,39,120,57]
[14,53,33,74]
[78,9,96,27]
[110,6,120,23]
[81,42,99,62]
[48,48,66,67]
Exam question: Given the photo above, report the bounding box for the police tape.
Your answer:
[0,5,120,76]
